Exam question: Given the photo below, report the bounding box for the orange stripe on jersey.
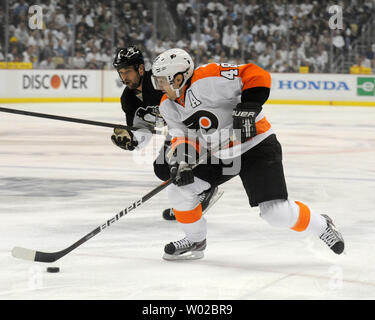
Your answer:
[171,137,201,153]
[227,116,272,148]
[160,94,169,105]
[191,63,271,92]
[159,86,187,108]
[291,201,311,232]
[238,64,271,91]
[191,63,222,83]
[173,204,202,224]
[255,116,271,135]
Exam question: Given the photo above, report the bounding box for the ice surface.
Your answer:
[0,102,374,299]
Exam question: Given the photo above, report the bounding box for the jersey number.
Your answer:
[220,63,239,80]
[220,68,239,80]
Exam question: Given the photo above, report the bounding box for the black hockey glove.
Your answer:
[167,141,199,187]
[111,128,138,151]
[232,102,261,143]
[170,161,194,187]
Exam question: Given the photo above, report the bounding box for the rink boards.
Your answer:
[0,69,375,106]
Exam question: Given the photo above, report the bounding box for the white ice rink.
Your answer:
[0,102,374,300]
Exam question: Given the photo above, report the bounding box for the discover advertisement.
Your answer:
[0,70,102,101]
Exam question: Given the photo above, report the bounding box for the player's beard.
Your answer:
[126,74,143,90]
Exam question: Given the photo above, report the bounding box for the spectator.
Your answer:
[249,34,266,54]
[257,46,272,69]
[251,19,268,36]
[86,46,101,65]
[7,46,19,61]
[154,39,167,56]
[22,46,37,64]
[357,54,372,69]
[177,0,192,17]
[39,56,55,69]
[13,0,28,24]
[55,6,67,28]
[71,50,86,69]
[14,21,29,45]
[55,39,68,58]
[203,14,217,34]
[222,24,239,57]
[332,30,346,53]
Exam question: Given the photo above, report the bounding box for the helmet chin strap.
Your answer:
[174,88,181,98]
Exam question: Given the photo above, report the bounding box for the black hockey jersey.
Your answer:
[120,70,164,129]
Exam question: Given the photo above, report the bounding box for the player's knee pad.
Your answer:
[259,199,299,228]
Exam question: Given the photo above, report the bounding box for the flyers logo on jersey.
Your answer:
[183,110,219,132]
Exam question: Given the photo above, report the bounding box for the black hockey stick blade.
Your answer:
[11,224,104,263]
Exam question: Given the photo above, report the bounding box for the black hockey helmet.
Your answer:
[113,45,144,70]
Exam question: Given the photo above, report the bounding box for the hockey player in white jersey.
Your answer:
[111,46,221,221]
[151,48,345,260]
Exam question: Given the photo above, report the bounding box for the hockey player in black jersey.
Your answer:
[112,45,164,149]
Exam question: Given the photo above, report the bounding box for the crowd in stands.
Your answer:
[170,0,375,73]
[1,0,374,73]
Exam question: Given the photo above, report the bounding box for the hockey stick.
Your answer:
[11,145,219,263]
[0,106,162,135]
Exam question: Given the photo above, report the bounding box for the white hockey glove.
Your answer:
[111,128,138,151]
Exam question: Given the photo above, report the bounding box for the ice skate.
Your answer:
[319,214,345,254]
[200,185,224,213]
[163,237,206,261]
[162,186,223,220]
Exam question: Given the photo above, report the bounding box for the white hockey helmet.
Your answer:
[151,48,194,97]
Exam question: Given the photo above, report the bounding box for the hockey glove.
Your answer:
[232,102,261,143]
[170,161,194,187]
[111,128,138,151]
[167,141,199,187]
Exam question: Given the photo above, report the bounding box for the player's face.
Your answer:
[166,74,184,100]
[118,66,142,89]
[152,76,170,91]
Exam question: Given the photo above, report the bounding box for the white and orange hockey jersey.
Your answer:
[159,62,274,159]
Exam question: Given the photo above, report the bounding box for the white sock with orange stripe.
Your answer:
[292,200,328,236]
[259,199,327,236]
[180,216,207,243]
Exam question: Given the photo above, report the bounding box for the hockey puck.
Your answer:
[46,267,60,273]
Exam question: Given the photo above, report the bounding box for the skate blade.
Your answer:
[203,190,224,215]
[163,250,204,261]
